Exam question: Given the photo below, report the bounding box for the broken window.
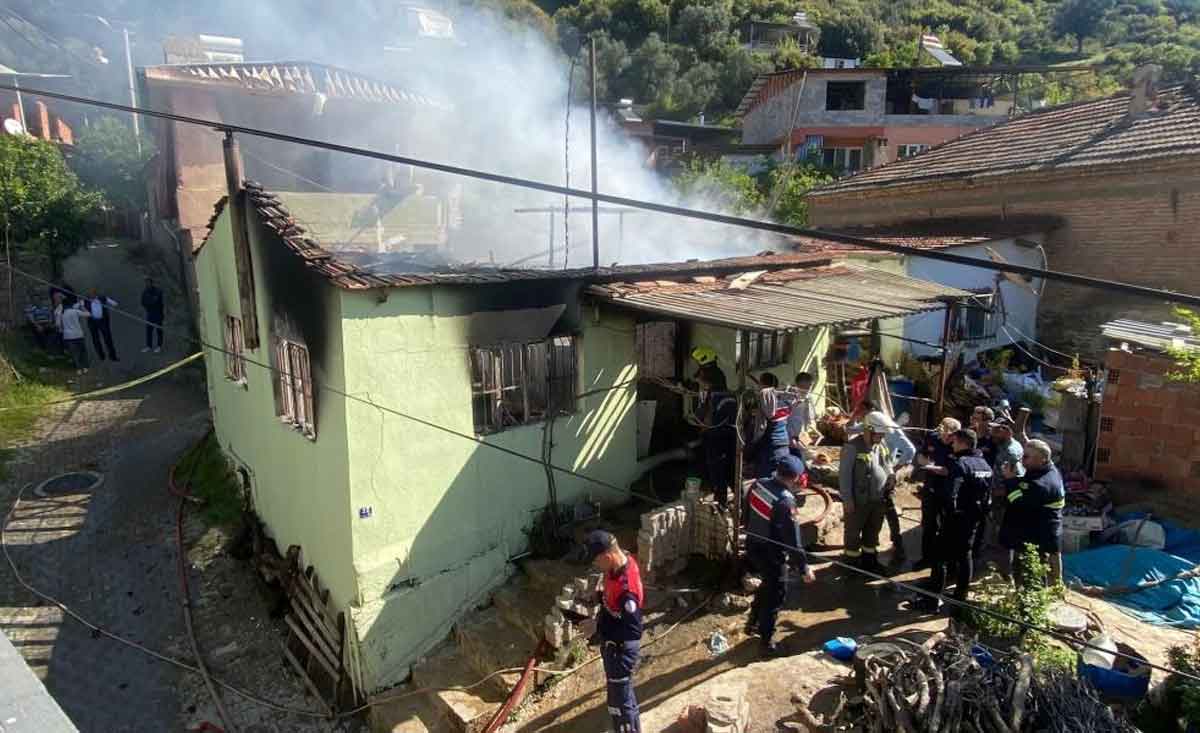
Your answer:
[470,336,578,434]
[224,315,247,383]
[737,331,793,370]
[276,339,315,438]
[951,293,1000,343]
[825,81,866,111]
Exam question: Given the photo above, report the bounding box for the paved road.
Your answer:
[0,241,209,732]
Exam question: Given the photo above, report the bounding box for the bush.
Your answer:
[174,433,244,527]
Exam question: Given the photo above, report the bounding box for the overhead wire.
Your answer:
[6,265,1196,687]
[5,82,1200,307]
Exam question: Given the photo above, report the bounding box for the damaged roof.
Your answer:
[812,84,1200,196]
[199,183,836,290]
[588,262,969,332]
[1101,319,1200,353]
[141,61,449,110]
[792,215,1063,254]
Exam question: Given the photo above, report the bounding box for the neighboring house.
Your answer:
[194,178,965,693]
[735,66,1021,172]
[614,103,740,171]
[806,74,1200,357]
[741,13,819,54]
[1096,319,1200,513]
[0,65,74,145]
[793,216,1059,365]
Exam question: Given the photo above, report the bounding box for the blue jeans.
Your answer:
[602,640,641,733]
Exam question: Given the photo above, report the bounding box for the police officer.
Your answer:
[743,455,815,656]
[839,411,899,573]
[999,439,1066,586]
[918,429,992,613]
[583,530,644,733]
[912,417,960,570]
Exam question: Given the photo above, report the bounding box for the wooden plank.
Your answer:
[290,575,340,638]
[289,597,340,668]
[286,613,339,681]
[295,567,339,629]
[283,645,334,717]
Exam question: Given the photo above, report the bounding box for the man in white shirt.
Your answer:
[60,297,91,374]
[86,289,119,362]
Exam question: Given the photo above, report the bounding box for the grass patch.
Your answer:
[174,433,244,527]
[0,332,74,478]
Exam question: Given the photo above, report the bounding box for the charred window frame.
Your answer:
[736,330,793,369]
[224,315,247,384]
[275,339,315,438]
[825,81,866,111]
[470,336,578,434]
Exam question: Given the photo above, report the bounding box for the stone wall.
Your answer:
[637,487,733,580]
[1096,348,1200,513]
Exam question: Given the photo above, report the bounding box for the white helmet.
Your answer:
[863,411,896,432]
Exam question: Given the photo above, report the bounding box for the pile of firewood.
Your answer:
[793,634,1137,733]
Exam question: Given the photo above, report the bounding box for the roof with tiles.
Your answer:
[812,83,1200,196]
[142,61,450,110]
[791,215,1063,253]
[196,183,836,290]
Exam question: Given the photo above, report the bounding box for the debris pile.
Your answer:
[809,634,1138,733]
[542,575,600,649]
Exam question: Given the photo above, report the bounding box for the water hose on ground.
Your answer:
[481,640,550,733]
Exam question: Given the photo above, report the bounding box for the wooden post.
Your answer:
[935,303,953,418]
[732,330,750,572]
[223,132,260,348]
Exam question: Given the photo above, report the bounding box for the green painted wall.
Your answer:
[194,209,358,610]
[338,289,640,690]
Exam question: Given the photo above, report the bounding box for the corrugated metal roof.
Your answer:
[588,263,968,331]
[1100,319,1200,352]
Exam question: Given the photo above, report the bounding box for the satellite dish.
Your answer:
[3,118,26,136]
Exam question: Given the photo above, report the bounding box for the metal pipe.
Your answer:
[12,77,26,134]
[589,36,600,271]
[123,27,141,154]
[936,304,954,417]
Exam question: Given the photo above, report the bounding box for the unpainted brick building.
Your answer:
[806,78,1200,358]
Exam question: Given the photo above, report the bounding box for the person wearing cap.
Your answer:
[849,403,915,568]
[581,530,644,733]
[983,416,1025,552]
[917,428,993,613]
[690,345,722,387]
[839,411,899,574]
[999,439,1065,586]
[912,417,960,571]
[750,372,798,479]
[743,455,815,655]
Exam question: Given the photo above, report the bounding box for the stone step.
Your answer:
[367,688,455,733]
[454,606,537,698]
[412,644,505,733]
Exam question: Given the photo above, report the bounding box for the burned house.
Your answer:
[194,168,967,692]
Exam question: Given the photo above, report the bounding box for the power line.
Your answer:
[4,82,1200,307]
[9,264,1195,685]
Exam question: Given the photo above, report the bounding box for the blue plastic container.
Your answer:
[889,377,915,417]
[1079,660,1151,699]
[823,637,858,661]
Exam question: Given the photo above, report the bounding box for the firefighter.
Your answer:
[743,455,815,656]
[582,530,644,733]
[838,411,898,574]
[912,417,960,570]
[999,439,1065,586]
[695,366,738,509]
[917,428,993,614]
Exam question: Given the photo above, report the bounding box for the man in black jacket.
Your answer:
[141,277,165,353]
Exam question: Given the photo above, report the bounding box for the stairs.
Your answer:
[370,558,587,733]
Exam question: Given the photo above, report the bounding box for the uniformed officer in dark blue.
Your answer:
[743,455,815,656]
[918,429,993,613]
[582,530,644,733]
[999,438,1066,586]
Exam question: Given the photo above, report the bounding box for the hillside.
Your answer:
[2,0,1197,125]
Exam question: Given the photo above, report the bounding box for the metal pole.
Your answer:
[12,77,26,134]
[123,27,141,154]
[589,35,600,271]
[548,210,556,268]
[732,329,750,574]
[935,304,954,418]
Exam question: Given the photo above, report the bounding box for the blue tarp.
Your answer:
[1110,512,1200,564]
[1064,545,1200,628]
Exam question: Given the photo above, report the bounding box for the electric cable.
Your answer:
[5,82,1200,307]
[7,268,1190,686]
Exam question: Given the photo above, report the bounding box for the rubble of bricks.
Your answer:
[637,487,733,583]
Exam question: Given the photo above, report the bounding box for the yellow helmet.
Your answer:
[691,346,718,366]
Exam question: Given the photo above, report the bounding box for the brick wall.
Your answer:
[808,160,1200,357]
[1096,348,1200,512]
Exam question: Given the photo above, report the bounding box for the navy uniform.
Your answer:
[1000,462,1066,584]
[744,455,809,653]
[698,389,739,509]
[586,531,644,733]
[923,443,992,611]
[915,433,954,568]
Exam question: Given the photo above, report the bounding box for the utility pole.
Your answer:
[122,26,141,154]
[589,35,600,271]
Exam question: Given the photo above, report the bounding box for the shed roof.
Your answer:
[792,215,1062,254]
[812,83,1200,196]
[1100,319,1200,353]
[141,61,449,110]
[587,262,968,332]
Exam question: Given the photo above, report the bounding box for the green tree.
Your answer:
[1165,308,1200,383]
[817,10,884,58]
[622,32,680,104]
[71,116,154,211]
[0,135,102,277]
[672,158,763,214]
[764,161,836,227]
[674,0,736,59]
[1053,0,1117,53]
